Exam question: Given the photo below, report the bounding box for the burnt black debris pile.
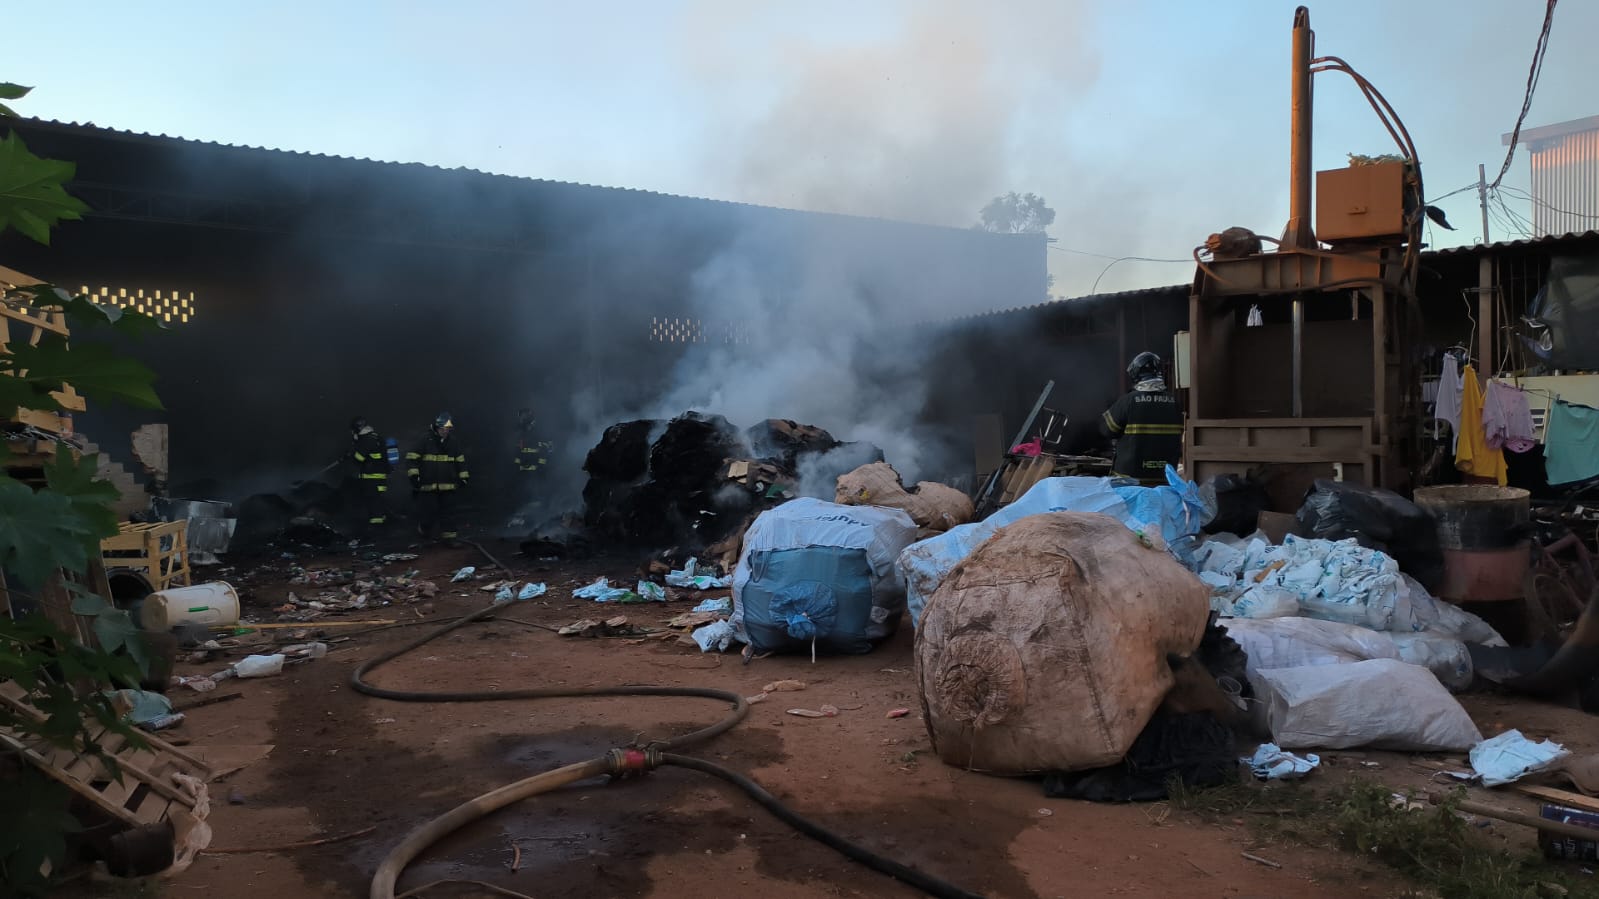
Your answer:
[581,412,883,550]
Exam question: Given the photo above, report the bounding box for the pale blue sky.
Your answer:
[7,0,1597,296]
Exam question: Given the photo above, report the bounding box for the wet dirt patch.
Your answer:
[373,722,1029,899]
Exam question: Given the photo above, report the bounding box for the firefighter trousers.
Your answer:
[416,491,457,541]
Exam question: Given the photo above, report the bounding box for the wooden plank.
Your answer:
[1513,784,1599,814]
[1186,446,1378,464]
[0,731,138,825]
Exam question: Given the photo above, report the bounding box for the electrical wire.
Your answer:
[1426,182,1483,205]
[1088,256,1190,294]
[1492,191,1536,237]
[1489,0,1560,190]
[1497,185,1599,222]
[1046,245,1189,264]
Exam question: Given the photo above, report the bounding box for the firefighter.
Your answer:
[348,417,390,530]
[508,407,553,528]
[406,412,470,541]
[514,407,552,477]
[1100,351,1183,485]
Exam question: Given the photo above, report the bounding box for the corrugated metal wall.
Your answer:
[1530,129,1599,236]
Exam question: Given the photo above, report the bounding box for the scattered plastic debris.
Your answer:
[764,680,807,693]
[574,578,634,603]
[637,581,667,602]
[495,585,514,602]
[692,619,738,652]
[450,566,477,583]
[665,558,733,590]
[518,582,547,600]
[692,597,732,614]
[1243,743,1321,781]
[381,553,419,563]
[230,654,286,678]
[1471,729,1570,787]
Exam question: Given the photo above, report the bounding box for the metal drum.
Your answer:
[1412,485,1531,603]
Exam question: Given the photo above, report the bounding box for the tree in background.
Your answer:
[1,81,165,896]
[977,192,1057,293]
[976,191,1056,235]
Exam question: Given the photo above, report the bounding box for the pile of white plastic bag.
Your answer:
[1196,533,1504,646]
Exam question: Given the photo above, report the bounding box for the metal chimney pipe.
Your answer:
[1285,6,1315,249]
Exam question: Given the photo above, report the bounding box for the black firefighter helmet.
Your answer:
[1127,351,1163,381]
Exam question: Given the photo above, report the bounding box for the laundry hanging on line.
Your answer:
[1483,380,1537,453]
[1454,363,1507,486]
[1435,354,1463,452]
[1544,399,1599,486]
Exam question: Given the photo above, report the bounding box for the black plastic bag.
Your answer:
[1201,473,1270,537]
[1295,479,1444,590]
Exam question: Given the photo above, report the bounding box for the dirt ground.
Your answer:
[72,539,1599,899]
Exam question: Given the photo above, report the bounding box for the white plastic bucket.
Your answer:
[141,582,240,631]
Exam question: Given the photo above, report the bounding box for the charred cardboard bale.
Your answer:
[649,413,749,492]
[746,419,839,468]
[584,419,662,482]
[582,412,756,549]
[835,461,973,532]
[915,512,1210,775]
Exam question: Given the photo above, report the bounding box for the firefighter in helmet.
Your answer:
[348,417,390,530]
[406,413,470,541]
[1100,351,1183,485]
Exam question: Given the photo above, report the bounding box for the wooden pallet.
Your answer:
[100,521,192,593]
[0,681,211,829]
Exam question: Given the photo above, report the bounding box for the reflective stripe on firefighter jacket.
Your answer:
[1101,386,1184,481]
[351,429,389,492]
[516,433,552,473]
[406,432,470,491]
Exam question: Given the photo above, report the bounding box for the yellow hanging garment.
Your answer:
[1455,363,1507,485]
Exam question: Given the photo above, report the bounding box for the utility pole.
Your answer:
[1477,163,1491,245]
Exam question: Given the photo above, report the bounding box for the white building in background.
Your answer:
[1505,115,1599,237]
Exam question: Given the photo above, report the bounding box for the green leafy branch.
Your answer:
[1,78,168,896]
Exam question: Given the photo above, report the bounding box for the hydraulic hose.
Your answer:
[660,753,984,899]
[350,597,749,749]
[369,757,610,899]
[353,558,983,899]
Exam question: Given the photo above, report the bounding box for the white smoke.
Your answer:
[682,0,1101,226]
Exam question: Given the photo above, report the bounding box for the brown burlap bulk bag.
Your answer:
[915,512,1210,774]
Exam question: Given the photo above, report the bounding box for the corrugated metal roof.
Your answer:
[11,117,1029,237]
[1503,116,1599,145]
[1426,229,1599,256]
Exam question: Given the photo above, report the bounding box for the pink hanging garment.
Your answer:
[1482,380,1537,453]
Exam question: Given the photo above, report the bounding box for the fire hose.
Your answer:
[351,548,983,899]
